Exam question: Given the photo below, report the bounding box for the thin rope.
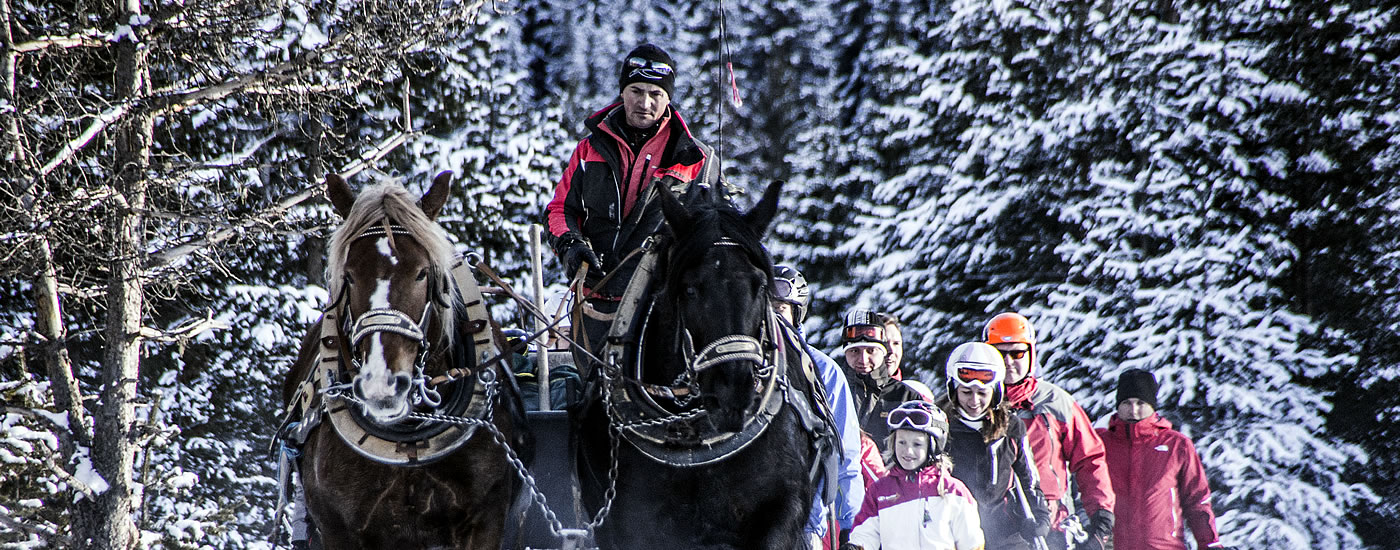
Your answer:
[715,0,728,181]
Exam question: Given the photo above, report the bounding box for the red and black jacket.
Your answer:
[1005,377,1116,528]
[545,103,707,298]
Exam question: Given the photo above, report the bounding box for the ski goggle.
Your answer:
[772,278,796,300]
[887,407,945,432]
[842,324,885,343]
[956,367,998,385]
[625,56,674,79]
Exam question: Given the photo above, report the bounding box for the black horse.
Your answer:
[575,181,829,549]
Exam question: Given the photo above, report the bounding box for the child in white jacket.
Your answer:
[843,401,985,550]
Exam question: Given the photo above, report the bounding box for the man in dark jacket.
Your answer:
[1098,369,1226,550]
[836,309,927,487]
[545,43,712,353]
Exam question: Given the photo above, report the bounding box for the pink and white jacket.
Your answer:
[848,463,985,550]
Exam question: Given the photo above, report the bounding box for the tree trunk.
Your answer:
[72,1,151,548]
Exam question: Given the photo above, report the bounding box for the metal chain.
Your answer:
[329,378,619,543]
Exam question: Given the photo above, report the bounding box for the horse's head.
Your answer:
[654,181,783,431]
[324,171,458,424]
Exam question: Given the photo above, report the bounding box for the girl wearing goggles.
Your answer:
[844,401,984,550]
[933,343,1052,549]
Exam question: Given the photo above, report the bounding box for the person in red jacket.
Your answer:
[985,312,1115,550]
[1098,369,1226,550]
[544,43,713,353]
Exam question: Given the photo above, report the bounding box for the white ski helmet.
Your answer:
[944,342,1006,407]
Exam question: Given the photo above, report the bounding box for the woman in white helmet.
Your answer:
[939,342,1051,550]
[843,400,984,550]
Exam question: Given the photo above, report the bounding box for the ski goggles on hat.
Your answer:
[887,407,946,433]
[842,324,885,343]
[626,56,674,79]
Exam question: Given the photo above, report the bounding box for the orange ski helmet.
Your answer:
[983,312,1038,378]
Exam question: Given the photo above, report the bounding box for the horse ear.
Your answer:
[656,182,693,238]
[742,179,784,237]
[326,173,355,218]
[420,170,453,219]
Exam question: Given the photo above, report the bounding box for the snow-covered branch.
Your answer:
[136,311,230,343]
[0,509,71,547]
[11,29,106,52]
[37,104,129,177]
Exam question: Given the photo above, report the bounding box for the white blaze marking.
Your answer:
[377,237,396,265]
[358,278,396,402]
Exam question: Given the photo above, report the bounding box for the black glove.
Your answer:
[838,544,863,550]
[556,232,601,279]
[1076,509,1114,550]
[838,528,851,545]
[1021,512,1050,543]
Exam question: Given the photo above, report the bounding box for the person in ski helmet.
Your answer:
[771,264,864,548]
[1097,369,1227,550]
[545,43,716,354]
[939,342,1051,549]
[772,264,812,325]
[844,401,984,550]
[985,312,1115,550]
[838,308,927,487]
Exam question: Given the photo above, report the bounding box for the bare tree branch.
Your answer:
[143,129,413,270]
[135,310,229,343]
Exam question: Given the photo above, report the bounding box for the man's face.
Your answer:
[1117,398,1156,423]
[883,323,903,376]
[621,82,669,129]
[992,343,1032,384]
[844,344,886,375]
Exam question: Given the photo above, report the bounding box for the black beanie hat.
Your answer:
[1116,369,1159,409]
[619,43,676,98]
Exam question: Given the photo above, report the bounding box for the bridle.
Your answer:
[326,222,453,408]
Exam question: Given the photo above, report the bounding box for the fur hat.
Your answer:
[1116,369,1159,409]
[619,43,676,98]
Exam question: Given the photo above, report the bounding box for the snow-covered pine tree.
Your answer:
[1023,1,1374,548]
[844,0,1081,377]
[1231,3,1400,544]
[774,0,960,354]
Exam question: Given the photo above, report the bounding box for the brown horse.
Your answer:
[280,172,530,549]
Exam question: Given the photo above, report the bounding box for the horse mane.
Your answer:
[663,196,775,291]
[325,182,460,341]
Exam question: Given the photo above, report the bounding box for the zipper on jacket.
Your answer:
[610,153,652,260]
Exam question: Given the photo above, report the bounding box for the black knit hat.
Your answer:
[1116,369,1159,409]
[619,43,676,98]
